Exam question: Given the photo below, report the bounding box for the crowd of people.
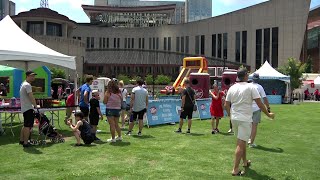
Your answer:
[18,69,275,176]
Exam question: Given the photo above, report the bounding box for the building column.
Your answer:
[43,20,47,35]
[65,23,68,37]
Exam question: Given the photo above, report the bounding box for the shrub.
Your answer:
[155,75,171,85]
[117,74,130,85]
[145,74,154,85]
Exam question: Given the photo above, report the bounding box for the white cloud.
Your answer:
[11,0,31,3]
[50,0,92,9]
[217,0,268,6]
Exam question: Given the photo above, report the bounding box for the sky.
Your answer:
[11,0,320,23]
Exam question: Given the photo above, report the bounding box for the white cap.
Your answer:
[92,90,99,94]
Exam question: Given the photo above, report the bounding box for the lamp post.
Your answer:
[152,51,155,98]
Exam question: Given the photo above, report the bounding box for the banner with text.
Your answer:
[195,98,212,120]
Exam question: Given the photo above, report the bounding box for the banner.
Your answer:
[195,98,212,120]
[146,99,181,126]
[90,79,105,102]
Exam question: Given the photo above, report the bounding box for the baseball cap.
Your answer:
[237,68,247,81]
[252,73,260,80]
[92,90,99,94]
[26,70,37,76]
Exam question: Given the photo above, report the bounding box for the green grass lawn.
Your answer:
[0,103,320,179]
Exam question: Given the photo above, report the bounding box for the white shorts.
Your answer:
[231,120,252,142]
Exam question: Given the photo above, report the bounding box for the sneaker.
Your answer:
[94,137,102,141]
[74,143,83,147]
[186,130,191,134]
[175,129,182,133]
[249,144,257,148]
[116,136,123,141]
[215,128,220,133]
[137,132,142,136]
[125,131,132,136]
[19,141,24,145]
[107,138,116,143]
[248,139,252,144]
[228,129,233,133]
[211,130,216,134]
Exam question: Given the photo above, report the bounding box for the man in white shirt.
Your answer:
[249,73,270,148]
[225,68,274,176]
[126,80,148,136]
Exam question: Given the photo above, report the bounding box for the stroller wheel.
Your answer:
[59,139,65,143]
[42,140,47,145]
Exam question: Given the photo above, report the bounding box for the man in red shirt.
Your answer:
[314,89,319,101]
[65,91,75,124]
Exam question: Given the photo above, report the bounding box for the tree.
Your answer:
[50,67,66,79]
[305,56,313,73]
[117,74,130,85]
[155,75,171,85]
[145,74,154,85]
[278,58,306,90]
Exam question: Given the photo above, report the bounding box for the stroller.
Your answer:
[32,112,65,145]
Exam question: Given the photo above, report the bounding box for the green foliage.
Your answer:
[278,58,306,90]
[50,67,66,79]
[117,74,130,85]
[155,75,171,85]
[305,56,313,73]
[145,74,154,85]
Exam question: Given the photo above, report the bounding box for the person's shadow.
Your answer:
[23,147,43,154]
[110,141,131,147]
[132,135,154,139]
[245,168,276,180]
[254,145,284,153]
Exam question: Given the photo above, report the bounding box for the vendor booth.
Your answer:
[249,61,291,104]
[0,65,24,98]
[32,66,51,98]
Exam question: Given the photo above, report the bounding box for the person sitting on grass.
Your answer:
[67,112,95,146]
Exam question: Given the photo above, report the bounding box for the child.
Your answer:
[64,91,75,125]
[67,112,95,146]
[89,90,103,141]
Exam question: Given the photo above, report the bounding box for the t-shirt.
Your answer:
[132,86,148,112]
[79,83,91,108]
[252,83,267,112]
[182,87,195,108]
[66,93,75,106]
[20,81,34,113]
[226,82,260,122]
[89,98,100,118]
[119,88,127,102]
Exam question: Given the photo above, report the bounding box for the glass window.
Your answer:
[272,27,279,68]
[168,37,171,51]
[107,38,109,48]
[98,66,103,74]
[142,38,145,49]
[181,37,185,53]
[153,37,156,50]
[27,21,44,35]
[195,35,200,54]
[164,37,167,50]
[176,37,180,52]
[223,33,228,59]
[86,37,90,48]
[99,38,102,48]
[256,29,262,68]
[117,38,120,48]
[103,38,106,48]
[218,34,222,58]
[125,38,127,48]
[242,31,247,63]
[201,35,205,55]
[264,28,270,62]
[235,32,240,62]
[185,36,189,53]
[114,38,117,48]
[78,37,81,40]
[149,37,152,49]
[46,22,62,37]
[308,27,320,49]
[156,37,159,50]
[139,38,141,49]
[91,37,94,48]
[132,38,134,49]
[128,38,130,48]
[212,34,216,57]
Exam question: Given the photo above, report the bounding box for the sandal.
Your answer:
[243,160,251,168]
[232,170,245,176]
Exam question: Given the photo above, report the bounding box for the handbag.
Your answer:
[186,88,197,111]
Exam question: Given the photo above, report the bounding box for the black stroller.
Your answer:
[32,111,65,145]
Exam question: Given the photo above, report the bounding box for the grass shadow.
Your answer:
[245,168,276,180]
[185,133,205,136]
[132,135,155,139]
[69,143,97,147]
[219,132,234,136]
[23,147,43,154]
[254,145,284,153]
[109,141,131,147]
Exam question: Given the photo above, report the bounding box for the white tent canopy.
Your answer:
[0,15,76,70]
[249,61,290,82]
[314,76,320,85]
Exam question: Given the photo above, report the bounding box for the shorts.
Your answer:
[231,120,252,142]
[23,109,35,128]
[82,134,94,144]
[131,108,146,122]
[180,107,193,120]
[252,110,261,124]
[89,115,99,126]
[106,109,121,117]
[80,107,89,117]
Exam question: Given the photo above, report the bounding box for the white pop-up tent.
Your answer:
[0,15,76,70]
[314,76,320,85]
[250,61,291,103]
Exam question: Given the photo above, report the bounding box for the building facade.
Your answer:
[186,0,212,22]
[72,0,310,78]
[0,0,15,20]
[7,8,86,79]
